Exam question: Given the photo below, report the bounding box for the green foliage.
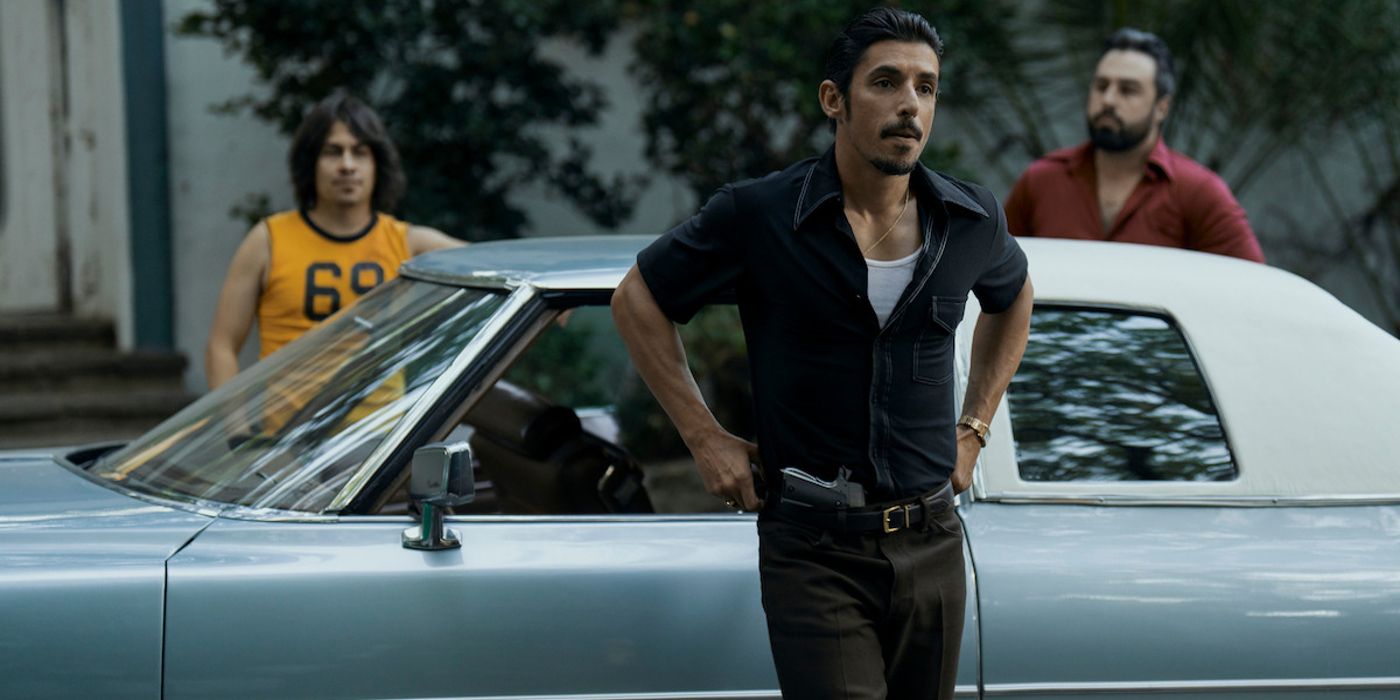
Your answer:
[1020,1,1400,192]
[227,192,273,229]
[503,316,616,408]
[184,0,1400,332]
[626,0,1022,199]
[178,0,643,240]
[625,0,1399,332]
[614,305,753,461]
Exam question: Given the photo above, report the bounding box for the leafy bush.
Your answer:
[179,0,642,240]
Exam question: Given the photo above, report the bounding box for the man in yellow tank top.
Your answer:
[205,93,462,390]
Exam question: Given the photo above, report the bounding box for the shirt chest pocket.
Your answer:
[913,296,965,385]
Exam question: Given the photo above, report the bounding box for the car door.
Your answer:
[163,515,778,699]
[965,306,1400,698]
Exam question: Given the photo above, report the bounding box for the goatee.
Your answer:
[871,157,917,176]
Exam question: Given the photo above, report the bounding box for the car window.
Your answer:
[1006,307,1236,482]
[449,304,752,515]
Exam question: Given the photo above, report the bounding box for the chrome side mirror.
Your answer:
[402,441,474,551]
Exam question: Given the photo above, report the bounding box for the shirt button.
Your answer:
[855,293,863,300]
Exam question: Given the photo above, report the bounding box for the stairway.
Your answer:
[0,314,195,450]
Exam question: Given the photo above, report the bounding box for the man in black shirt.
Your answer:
[612,8,1032,699]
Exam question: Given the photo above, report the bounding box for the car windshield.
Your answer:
[91,279,507,513]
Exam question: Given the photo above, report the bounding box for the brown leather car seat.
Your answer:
[465,380,652,515]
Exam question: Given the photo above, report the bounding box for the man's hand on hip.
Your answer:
[688,427,763,511]
[951,426,981,494]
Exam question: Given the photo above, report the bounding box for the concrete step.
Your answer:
[0,349,187,392]
[0,418,167,450]
[0,388,195,425]
[0,313,114,352]
[0,314,193,449]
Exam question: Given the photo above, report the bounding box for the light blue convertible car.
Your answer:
[3,237,1399,699]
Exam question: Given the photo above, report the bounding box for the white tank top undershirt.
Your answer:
[865,249,920,327]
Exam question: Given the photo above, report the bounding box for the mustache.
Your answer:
[1090,109,1123,128]
[879,120,924,140]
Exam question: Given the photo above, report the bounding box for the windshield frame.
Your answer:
[323,283,536,512]
[82,280,533,519]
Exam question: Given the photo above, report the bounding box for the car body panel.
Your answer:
[164,516,779,699]
[164,512,984,699]
[0,456,213,699]
[964,501,1400,698]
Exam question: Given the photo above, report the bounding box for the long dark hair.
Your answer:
[288,92,406,212]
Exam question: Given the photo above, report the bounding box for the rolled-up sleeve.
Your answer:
[636,185,745,324]
[972,205,1029,313]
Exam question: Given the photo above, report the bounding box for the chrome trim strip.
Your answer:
[404,692,781,700]
[202,506,340,523]
[390,686,977,700]
[69,460,344,522]
[1025,299,1173,314]
[326,286,537,512]
[338,513,761,525]
[984,677,1400,696]
[399,265,520,290]
[54,455,230,518]
[980,493,1400,507]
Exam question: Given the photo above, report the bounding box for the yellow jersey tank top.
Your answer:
[258,210,411,358]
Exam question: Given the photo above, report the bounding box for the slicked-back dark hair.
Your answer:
[1101,27,1176,100]
[289,92,406,212]
[824,7,944,131]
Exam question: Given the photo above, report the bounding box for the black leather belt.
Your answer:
[772,480,955,535]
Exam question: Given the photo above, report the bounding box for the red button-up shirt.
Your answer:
[1005,139,1265,262]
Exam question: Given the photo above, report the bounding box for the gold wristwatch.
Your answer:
[957,415,990,447]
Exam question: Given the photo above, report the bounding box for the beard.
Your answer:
[1087,110,1153,152]
[870,156,917,176]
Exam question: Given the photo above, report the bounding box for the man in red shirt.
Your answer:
[1005,28,1265,262]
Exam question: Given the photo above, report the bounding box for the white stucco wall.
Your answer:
[0,1,63,312]
[164,0,292,389]
[0,0,133,347]
[63,0,134,346]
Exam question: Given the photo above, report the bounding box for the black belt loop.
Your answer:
[917,496,932,533]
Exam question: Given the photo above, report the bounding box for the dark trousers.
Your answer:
[757,508,966,700]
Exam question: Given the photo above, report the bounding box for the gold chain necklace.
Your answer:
[859,187,911,257]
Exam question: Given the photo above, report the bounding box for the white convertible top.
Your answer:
[973,240,1400,501]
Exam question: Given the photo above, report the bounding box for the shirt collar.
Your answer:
[1145,137,1175,181]
[793,147,988,231]
[1066,137,1176,182]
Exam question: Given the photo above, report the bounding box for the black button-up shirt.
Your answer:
[637,148,1028,500]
